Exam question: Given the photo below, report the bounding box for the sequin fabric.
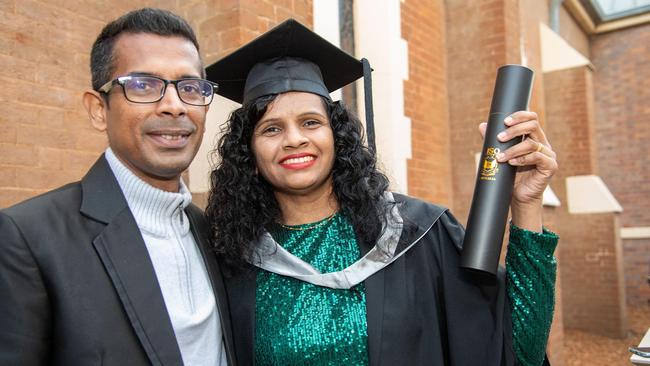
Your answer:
[506,224,559,366]
[255,213,369,366]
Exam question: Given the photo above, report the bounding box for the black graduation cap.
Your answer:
[205,18,376,152]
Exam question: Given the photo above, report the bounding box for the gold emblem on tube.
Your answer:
[480,147,500,181]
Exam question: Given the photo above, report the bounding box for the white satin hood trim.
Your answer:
[252,192,434,289]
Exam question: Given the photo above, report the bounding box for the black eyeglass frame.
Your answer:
[97,75,219,106]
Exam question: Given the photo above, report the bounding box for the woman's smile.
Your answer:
[279,153,317,170]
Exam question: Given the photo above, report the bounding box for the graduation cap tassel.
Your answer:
[361,58,376,154]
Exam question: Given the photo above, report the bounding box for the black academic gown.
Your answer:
[0,156,236,366]
[223,193,519,366]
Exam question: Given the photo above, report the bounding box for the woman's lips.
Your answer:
[279,154,317,170]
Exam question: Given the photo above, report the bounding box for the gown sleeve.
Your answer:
[434,211,515,366]
[505,224,559,366]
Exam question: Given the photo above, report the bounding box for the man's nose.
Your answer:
[156,84,188,117]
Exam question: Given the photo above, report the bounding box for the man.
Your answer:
[0,8,234,366]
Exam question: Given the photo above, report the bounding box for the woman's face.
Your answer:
[251,92,335,196]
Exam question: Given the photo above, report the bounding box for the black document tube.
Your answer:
[460,65,534,275]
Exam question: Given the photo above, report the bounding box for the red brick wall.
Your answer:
[0,0,112,207]
[544,68,598,176]
[556,212,627,337]
[193,0,312,63]
[0,1,192,208]
[0,0,311,209]
[623,238,650,305]
[591,24,650,307]
[401,0,452,207]
[591,24,650,228]
[545,67,628,337]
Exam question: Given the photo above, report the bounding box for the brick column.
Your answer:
[445,0,525,219]
[184,0,312,64]
[401,0,452,207]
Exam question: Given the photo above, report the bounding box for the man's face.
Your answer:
[101,33,207,191]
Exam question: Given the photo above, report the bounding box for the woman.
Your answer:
[206,19,558,366]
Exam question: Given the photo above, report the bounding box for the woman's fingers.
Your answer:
[498,121,549,147]
[507,150,558,175]
[497,138,556,163]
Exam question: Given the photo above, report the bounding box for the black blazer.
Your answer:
[0,156,235,366]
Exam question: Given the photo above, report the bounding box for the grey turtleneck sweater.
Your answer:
[105,148,227,366]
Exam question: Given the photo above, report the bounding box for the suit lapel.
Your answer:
[93,211,183,366]
[186,207,237,366]
[82,156,183,366]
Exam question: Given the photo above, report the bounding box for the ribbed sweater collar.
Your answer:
[105,148,192,237]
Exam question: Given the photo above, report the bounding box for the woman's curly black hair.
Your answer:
[205,94,390,270]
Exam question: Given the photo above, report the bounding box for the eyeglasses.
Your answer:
[98,75,219,106]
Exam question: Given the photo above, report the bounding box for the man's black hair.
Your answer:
[90,8,201,91]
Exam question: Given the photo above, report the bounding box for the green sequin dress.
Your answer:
[255,213,369,366]
[254,213,558,366]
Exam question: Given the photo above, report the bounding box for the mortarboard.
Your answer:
[205,18,376,152]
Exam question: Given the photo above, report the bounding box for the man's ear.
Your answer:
[82,90,108,132]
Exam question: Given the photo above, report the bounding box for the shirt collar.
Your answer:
[104,148,192,237]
